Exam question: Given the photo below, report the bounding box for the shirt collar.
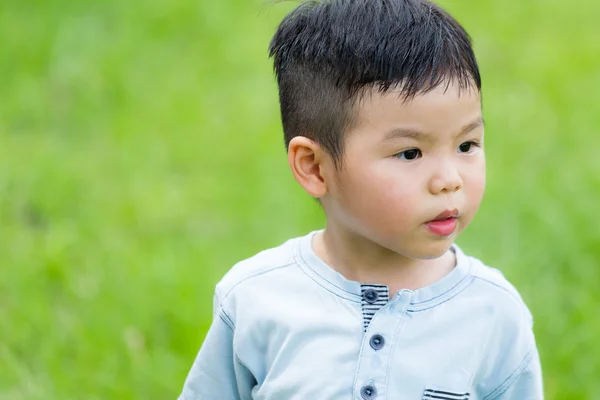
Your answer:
[296,230,474,310]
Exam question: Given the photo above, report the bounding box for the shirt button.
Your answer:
[363,289,379,304]
[360,384,377,400]
[369,334,385,350]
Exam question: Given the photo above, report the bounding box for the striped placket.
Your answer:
[360,284,389,331]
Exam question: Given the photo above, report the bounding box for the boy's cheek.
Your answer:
[464,157,487,194]
[465,174,486,217]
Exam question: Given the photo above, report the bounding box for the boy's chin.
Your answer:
[398,239,455,261]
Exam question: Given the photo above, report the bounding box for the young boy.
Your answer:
[180,0,543,398]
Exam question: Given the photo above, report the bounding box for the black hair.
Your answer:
[269,0,481,168]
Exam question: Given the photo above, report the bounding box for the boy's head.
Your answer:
[269,0,486,259]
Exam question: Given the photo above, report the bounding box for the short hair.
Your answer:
[269,0,481,168]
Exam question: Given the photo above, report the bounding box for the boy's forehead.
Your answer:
[349,83,482,139]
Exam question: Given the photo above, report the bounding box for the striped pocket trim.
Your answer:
[422,388,470,400]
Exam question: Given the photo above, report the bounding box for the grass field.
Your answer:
[1,0,599,398]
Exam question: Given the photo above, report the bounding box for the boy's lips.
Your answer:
[425,209,459,236]
[430,209,459,221]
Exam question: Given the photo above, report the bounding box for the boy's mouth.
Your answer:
[425,209,459,236]
[429,209,459,222]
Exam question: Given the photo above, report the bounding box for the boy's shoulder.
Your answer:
[214,234,303,302]
[464,251,533,324]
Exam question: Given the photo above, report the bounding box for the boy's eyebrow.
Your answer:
[457,117,485,138]
[382,116,485,142]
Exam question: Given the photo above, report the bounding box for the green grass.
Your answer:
[1,0,598,398]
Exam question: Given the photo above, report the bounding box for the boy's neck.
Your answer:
[312,226,456,296]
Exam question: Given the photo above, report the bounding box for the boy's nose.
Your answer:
[429,164,463,195]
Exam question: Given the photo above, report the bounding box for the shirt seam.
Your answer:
[217,308,254,382]
[409,257,473,306]
[219,261,296,303]
[218,308,235,331]
[297,251,360,297]
[472,276,525,306]
[408,275,475,312]
[383,310,410,393]
[482,347,535,400]
[295,254,361,303]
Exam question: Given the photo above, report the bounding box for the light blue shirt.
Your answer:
[179,230,543,399]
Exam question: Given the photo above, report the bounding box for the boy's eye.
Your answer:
[396,149,422,160]
[458,141,478,153]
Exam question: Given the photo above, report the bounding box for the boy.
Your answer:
[180,0,543,398]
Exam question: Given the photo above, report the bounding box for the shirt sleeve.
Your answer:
[492,346,543,399]
[178,288,256,400]
[479,308,544,400]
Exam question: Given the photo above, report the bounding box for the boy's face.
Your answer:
[323,82,485,259]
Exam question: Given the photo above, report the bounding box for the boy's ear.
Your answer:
[288,136,328,198]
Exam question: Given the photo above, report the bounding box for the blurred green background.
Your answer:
[1,0,598,398]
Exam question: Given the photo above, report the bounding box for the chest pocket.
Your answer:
[422,387,470,400]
